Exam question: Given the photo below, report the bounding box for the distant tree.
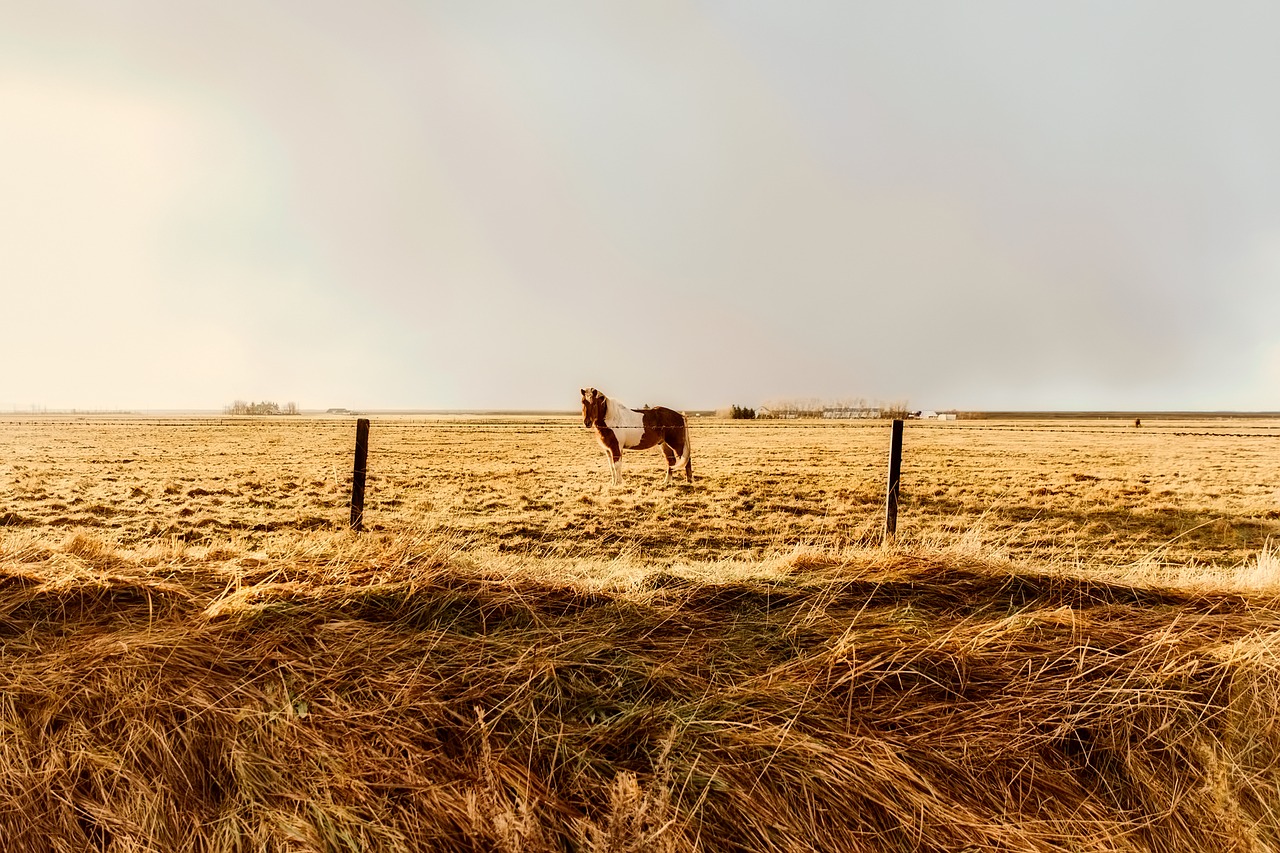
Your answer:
[758,396,910,419]
[880,401,912,420]
[224,400,298,416]
[730,405,756,420]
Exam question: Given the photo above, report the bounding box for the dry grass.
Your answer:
[4,415,1279,568]
[3,415,1280,850]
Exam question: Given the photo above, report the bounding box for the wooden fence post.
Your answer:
[884,418,904,543]
[350,418,370,532]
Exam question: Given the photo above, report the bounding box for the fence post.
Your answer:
[884,418,904,543]
[350,418,370,532]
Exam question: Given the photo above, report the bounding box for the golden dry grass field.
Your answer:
[5,414,1279,567]
[3,415,1280,851]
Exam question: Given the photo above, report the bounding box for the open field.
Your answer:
[4,414,1280,568]
[3,415,1280,850]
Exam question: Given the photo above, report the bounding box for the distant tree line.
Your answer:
[746,398,913,419]
[224,400,299,416]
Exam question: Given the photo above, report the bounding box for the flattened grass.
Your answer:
[3,530,1280,851]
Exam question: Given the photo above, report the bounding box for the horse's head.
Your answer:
[580,388,605,427]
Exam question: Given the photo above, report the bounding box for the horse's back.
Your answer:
[640,406,686,430]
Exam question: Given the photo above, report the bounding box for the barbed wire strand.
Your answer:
[5,417,1280,441]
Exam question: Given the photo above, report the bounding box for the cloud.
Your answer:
[3,2,1279,409]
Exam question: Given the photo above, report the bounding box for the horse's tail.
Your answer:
[678,414,693,482]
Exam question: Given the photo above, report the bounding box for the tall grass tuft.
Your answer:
[3,532,1280,850]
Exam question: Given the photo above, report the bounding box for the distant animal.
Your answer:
[580,388,692,486]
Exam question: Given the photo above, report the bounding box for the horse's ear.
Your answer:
[580,388,586,398]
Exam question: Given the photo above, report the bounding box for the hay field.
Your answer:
[3,415,1280,851]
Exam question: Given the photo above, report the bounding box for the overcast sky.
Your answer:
[3,1,1279,412]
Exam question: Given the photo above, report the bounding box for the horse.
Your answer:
[580,388,692,486]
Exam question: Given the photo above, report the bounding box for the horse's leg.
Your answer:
[596,428,624,486]
[600,447,616,486]
[661,443,677,486]
[667,430,692,484]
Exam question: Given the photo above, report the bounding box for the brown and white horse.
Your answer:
[581,388,692,486]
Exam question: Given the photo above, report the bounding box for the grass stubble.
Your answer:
[2,415,1280,851]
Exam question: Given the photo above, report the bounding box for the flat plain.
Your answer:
[3,414,1280,851]
[4,414,1278,568]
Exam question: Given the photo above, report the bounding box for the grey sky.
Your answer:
[3,1,1278,411]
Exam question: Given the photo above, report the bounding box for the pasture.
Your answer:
[5,414,1279,567]
[3,415,1280,851]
